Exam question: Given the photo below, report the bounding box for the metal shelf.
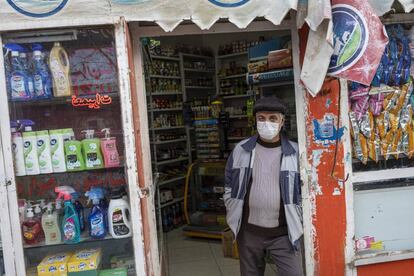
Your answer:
[150,126,186,131]
[151,138,187,145]
[181,53,214,59]
[160,197,185,209]
[154,157,189,166]
[218,73,246,80]
[150,55,180,61]
[149,107,183,112]
[159,176,186,187]
[150,75,181,80]
[184,68,215,73]
[217,51,248,59]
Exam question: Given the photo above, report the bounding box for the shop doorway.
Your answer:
[130,20,304,276]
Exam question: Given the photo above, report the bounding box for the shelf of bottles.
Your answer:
[3,27,138,274]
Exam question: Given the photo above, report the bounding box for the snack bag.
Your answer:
[376,111,390,139]
[382,131,394,160]
[358,133,368,164]
[391,129,403,159]
[408,123,414,158]
[368,136,381,163]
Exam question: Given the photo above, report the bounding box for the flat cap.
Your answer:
[253,96,287,115]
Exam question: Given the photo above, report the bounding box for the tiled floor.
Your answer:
[165,227,278,276]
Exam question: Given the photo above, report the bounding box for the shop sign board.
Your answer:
[6,0,69,18]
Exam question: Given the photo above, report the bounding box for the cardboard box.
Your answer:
[247,60,268,74]
[248,39,279,60]
[110,255,135,276]
[68,248,101,275]
[99,268,128,276]
[38,252,72,276]
[267,49,292,70]
[222,229,239,259]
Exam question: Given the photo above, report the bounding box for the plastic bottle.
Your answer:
[108,187,132,238]
[42,203,61,245]
[61,128,75,142]
[64,139,85,172]
[36,130,53,174]
[81,130,104,170]
[5,44,31,101]
[32,44,53,99]
[101,128,120,168]
[33,204,45,239]
[50,42,72,97]
[20,120,40,175]
[71,192,85,232]
[85,188,107,239]
[11,121,26,176]
[4,45,12,98]
[19,48,35,99]
[22,207,42,245]
[55,186,81,244]
[49,129,66,173]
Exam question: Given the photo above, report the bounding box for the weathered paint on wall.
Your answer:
[357,259,414,276]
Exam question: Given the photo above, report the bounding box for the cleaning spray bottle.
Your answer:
[81,130,103,170]
[22,207,42,245]
[55,186,81,244]
[101,128,120,168]
[19,47,35,98]
[20,119,40,175]
[50,42,72,97]
[5,44,32,101]
[11,121,26,176]
[71,192,85,232]
[42,202,61,245]
[85,188,107,239]
[32,44,53,99]
[4,45,12,98]
[108,187,132,239]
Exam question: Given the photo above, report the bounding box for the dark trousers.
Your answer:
[237,228,304,276]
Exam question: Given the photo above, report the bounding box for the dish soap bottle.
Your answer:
[32,44,53,99]
[22,207,42,245]
[42,203,61,245]
[108,187,132,239]
[81,130,103,170]
[101,128,120,168]
[20,119,40,175]
[85,188,107,239]
[50,42,72,97]
[55,186,81,244]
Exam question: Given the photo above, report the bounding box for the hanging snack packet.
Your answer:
[350,85,370,101]
[389,111,401,132]
[376,111,390,139]
[349,112,360,138]
[391,129,403,159]
[352,97,370,121]
[402,131,409,156]
[368,135,381,163]
[382,131,394,160]
[408,123,414,158]
[358,133,368,164]
[399,105,412,132]
[359,112,374,140]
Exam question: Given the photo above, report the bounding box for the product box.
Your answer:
[247,60,268,74]
[222,229,239,259]
[248,39,279,60]
[110,255,135,276]
[99,268,128,276]
[267,49,292,70]
[37,252,72,276]
[68,248,101,275]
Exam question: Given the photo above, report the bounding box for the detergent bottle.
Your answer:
[22,207,42,245]
[50,42,72,97]
[101,128,120,168]
[71,192,85,232]
[42,202,61,245]
[20,119,40,175]
[6,44,31,101]
[85,188,107,239]
[19,47,35,98]
[55,186,81,244]
[32,44,53,99]
[108,187,132,238]
[81,130,104,170]
[10,121,26,176]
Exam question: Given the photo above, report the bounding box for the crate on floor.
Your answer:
[222,229,239,259]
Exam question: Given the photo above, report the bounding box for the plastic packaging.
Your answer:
[64,140,85,171]
[36,130,53,174]
[32,44,53,99]
[11,121,26,176]
[6,44,32,101]
[50,42,72,97]
[71,192,85,232]
[108,187,132,239]
[22,207,42,245]
[21,120,40,175]
[81,130,104,169]
[86,188,107,239]
[55,186,81,244]
[19,48,35,98]
[49,129,66,173]
[101,128,120,168]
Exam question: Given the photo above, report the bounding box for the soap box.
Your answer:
[37,252,72,276]
[68,248,101,275]
[99,268,128,276]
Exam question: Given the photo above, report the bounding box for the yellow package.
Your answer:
[68,248,101,272]
[409,124,414,159]
[381,131,394,160]
[359,133,368,164]
[392,129,403,159]
[389,111,400,132]
[38,252,72,276]
[368,137,380,163]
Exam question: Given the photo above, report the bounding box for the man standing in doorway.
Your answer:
[224,96,303,276]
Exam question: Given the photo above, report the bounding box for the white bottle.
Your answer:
[108,189,132,239]
[49,129,66,173]
[36,130,53,174]
[22,125,40,175]
[11,122,26,176]
[42,203,61,245]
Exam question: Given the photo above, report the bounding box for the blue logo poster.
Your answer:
[208,0,250,7]
[7,0,69,18]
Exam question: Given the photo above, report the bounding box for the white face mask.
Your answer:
[257,121,281,141]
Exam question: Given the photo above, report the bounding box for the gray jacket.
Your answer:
[224,134,303,249]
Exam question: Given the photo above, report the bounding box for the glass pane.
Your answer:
[3,27,137,275]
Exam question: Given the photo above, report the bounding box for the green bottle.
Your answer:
[64,140,85,171]
[81,130,104,170]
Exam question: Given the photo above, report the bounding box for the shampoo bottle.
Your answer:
[85,189,107,239]
[81,130,103,170]
[49,129,66,173]
[50,42,72,97]
[20,120,40,175]
[55,186,81,244]
[101,128,120,168]
[42,203,61,245]
[36,130,53,174]
[11,121,26,176]
[108,187,132,239]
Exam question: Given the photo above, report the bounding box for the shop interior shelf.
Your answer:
[158,175,186,187]
[150,55,180,61]
[221,94,252,99]
[24,232,128,249]
[180,53,214,60]
[149,107,183,112]
[150,125,186,131]
[154,157,189,166]
[218,51,248,59]
[151,138,187,145]
[150,92,182,96]
[160,196,185,209]
[218,73,247,80]
[229,115,248,119]
[150,75,181,80]
[16,165,124,178]
[228,136,245,140]
[184,68,215,73]
[185,86,216,89]
[8,92,120,107]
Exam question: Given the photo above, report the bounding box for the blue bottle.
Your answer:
[19,48,35,99]
[85,188,107,239]
[5,44,32,101]
[71,192,85,232]
[32,44,53,99]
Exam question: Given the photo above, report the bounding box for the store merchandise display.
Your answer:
[152,114,184,129]
[150,98,183,109]
[149,60,180,77]
[150,78,181,94]
[350,24,414,167]
[161,202,186,232]
[218,39,263,56]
